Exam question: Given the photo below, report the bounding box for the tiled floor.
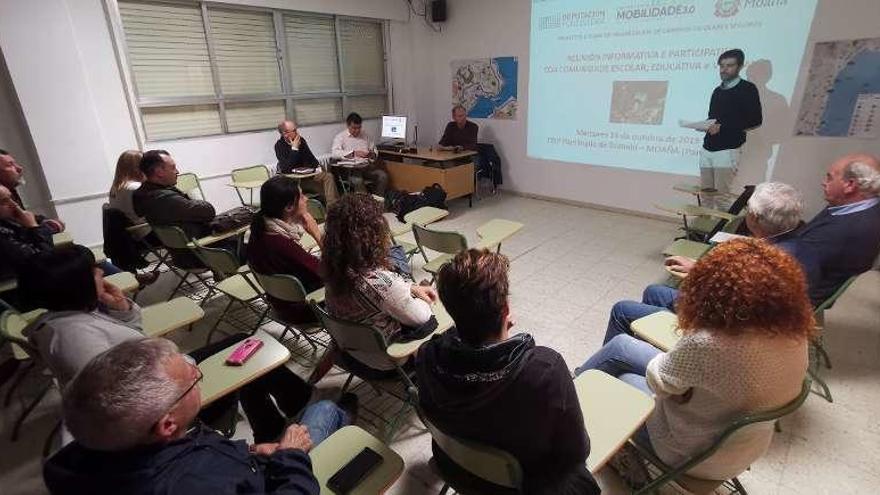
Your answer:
[1,193,878,494]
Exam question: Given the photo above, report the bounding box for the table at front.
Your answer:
[378,148,477,205]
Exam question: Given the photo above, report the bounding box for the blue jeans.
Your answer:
[298,400,350,446]
[388,244,413,280]
[603,284,679,344]
[98,260,122,275]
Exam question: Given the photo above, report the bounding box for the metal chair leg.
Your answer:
[731,477,748,494]
[808,367,833,403]
[4,360,34,407]
[11,381,53,441]
[340,373,355,395]
[206,299,234,345]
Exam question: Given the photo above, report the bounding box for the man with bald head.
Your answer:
[274,120,338,205]
[799,153,880,303]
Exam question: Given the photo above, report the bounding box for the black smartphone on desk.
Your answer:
[327,447,383,494]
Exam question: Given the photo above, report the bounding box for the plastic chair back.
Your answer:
[720,214,746,234]
[310,302,394,370]
[1,310,36,361]
[253,271,309,303]
[424,417,523,490]
[307,198,326,224]
[231,165,270,184]
[151,224,192,250]
[176,173,204,200]
[193,245,241,280]
[412,224,468,255]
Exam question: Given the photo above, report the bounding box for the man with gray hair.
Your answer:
[274,120,339,205]
[44,338,321,494]
[600,181,820,343]
[798,153,880,303]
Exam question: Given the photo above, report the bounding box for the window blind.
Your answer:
[339,20,386,92]
[119,1,215,98]
[142,105,221,141]
[293,98,343,126]
[226,101,286,133]
[208,8,281,95]
[284,14,340,93]
[348,95,387,120]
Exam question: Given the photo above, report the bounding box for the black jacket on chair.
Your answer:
[102,205,148,273]
[476,143,503,187]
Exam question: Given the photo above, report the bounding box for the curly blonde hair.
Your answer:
[676,238,814,339]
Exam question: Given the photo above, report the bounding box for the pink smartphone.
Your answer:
[226,338,263,366]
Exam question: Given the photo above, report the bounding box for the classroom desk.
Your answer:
[385,302,454,360]
[630,311,680,352]
[51,232,73,246]
[309,425,405,494]
[576,370,655,473]
[199,330,291,407]
[389,206,450,238]
[283,170,321,180]
[672,183,737,207]
[378,148,477,204]
[141,297,205,338]
[189,225,250,248]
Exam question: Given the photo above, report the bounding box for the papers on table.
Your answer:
[335,158,369,168]
[292,167,319,174]
[678,118,716,131]
[709,231,748,244]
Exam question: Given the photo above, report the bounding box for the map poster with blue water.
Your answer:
[795,37,880,139]
[452,57,519,119]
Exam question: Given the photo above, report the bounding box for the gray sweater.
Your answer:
[24,303,143,386]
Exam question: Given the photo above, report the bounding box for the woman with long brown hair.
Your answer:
[108,149,145,225]
[322,193,436,372]
[576,238,813,481]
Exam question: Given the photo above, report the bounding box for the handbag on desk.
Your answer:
[210,206,255,234]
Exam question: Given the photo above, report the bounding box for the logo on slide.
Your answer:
[714,0,741,17]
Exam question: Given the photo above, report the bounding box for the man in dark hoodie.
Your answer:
[44,338,319,495]
[416,249,600,493]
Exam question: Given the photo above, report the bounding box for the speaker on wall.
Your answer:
[431,0,447,23]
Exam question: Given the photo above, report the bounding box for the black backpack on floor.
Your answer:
[389,183,448,223]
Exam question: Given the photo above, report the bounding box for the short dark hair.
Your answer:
[718,49,745,66]
[251,175,301,239]
[18,245,98,312]
[0,149,8,156]
[139,149,170,177]
[346,112,363,126]
[437,249,510,346]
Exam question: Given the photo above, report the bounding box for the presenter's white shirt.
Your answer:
[331,130,377,159]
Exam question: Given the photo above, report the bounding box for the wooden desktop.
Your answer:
[378,147,477,205]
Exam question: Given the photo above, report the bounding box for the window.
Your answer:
[116,1,389,141]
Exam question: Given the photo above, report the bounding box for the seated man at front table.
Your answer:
[437,105,478,152]
[602,181,820,344]
[416,249,600,494]
[274,120,339,205]
[330,112,388,196]
[43,338,322,495]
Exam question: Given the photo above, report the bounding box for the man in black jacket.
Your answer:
[416,249,599,494]
[798,153,880,303]
[0,184,57,280]
[700,49,762,205]
[275,120,339,205]
[44,338,320,495]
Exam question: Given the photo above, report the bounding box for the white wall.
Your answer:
[409,0,880,219]
[0,0,414,245]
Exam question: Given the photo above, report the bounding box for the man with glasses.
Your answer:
[275,120,340,205]
[44,338,331,495]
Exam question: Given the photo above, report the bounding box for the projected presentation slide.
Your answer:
[528,0,817,175]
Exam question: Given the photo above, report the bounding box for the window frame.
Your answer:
[107,0,391,143]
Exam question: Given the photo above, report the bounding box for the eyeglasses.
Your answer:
[173,354,203,405]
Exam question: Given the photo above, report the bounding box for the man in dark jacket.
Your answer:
[275,120,339,205]
[0,184,57,280]
[44,338,320,495]
[416,249,599,494]
[799,153,880,303]
[133,150,215,239]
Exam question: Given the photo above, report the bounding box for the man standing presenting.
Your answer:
[274,120,339,205]
[330,113,388,196]
[700,49,762,201]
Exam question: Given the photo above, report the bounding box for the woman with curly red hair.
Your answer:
[576,238,813,481]
[322,193,437,374]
